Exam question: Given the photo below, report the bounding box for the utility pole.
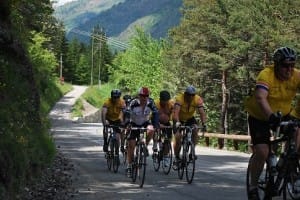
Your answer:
[91,29,94,86]
[59,53,64,84]
[60,53,63,79]
[98,33,102,88]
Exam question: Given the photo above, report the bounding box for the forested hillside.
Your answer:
[54,0,182,43]
[0,1,71,199]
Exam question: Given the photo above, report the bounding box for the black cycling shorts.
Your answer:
[127,121,151,140]
[248,115,271,145]
[248,115,292,145]
[160,122,172,139]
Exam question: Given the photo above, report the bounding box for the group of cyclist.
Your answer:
[101,85,207,178]
[101,46,300,199]
[245,46,300,200]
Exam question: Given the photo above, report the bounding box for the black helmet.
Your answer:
[273,47,297,64]
[184,85,196,95]
[111,89,121,98]
[160,90,171,101]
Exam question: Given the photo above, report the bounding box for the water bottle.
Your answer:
[268,153,277,176]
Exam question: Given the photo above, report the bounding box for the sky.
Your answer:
[51,0,77,7]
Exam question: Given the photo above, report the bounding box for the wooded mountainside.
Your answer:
[54,0,182,43]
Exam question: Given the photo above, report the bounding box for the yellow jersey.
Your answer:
[244,65,300,121]
[175,93,204,122]
[102,98,125,121]
[154,99,174,122]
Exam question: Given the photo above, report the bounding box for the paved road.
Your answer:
[49,86,251,200]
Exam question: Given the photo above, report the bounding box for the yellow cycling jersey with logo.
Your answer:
[102,98,125,121]
[244,65,300,121]
[175,93,204,122]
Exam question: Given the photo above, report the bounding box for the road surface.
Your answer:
[49,85,251,200]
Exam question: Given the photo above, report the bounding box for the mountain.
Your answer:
[54,0,182,44]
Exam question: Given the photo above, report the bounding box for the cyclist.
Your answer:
[172,85,207,169]
[244,47,298,199]
[121,94,132,152]
[154,90,174,167]
[101,89,126,153]
[125,87,159,177]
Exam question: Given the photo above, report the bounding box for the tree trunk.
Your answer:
[219,70,229,149]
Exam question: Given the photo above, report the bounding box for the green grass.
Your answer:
[82,83,115,108]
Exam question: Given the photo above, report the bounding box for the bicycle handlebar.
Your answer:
[273,120,300,138]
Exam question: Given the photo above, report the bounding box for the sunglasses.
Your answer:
[139,94,149,98]
[281,63,295,69]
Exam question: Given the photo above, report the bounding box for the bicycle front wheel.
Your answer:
[246,154,272,200]
[177,143,185,180]
[152,150,160,172]
[162,140,173,175]
[283,160,300,200]
[112,139,120,173]
[137,144,147,188]
[106,139,112,171]
[185,142,195,184]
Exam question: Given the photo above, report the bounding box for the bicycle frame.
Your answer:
[176,125,196,184]
[129,127,148,188]
[247,120,300,200]
[152,126,173,174]
[105,125,121,173]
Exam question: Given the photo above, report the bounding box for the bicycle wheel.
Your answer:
[246,154,272,200]
[152,150,160,172]
[283,160,300,200]
[106,138,112,171]
[162,140,172,175]
[185,141,195,184]
[112,139,120,173]
[122,139,128,166]
[131,147,138,183]
[177,143,185,180]
[137,144,147,188]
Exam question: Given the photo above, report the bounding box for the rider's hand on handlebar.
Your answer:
[268,112,281,131]
[175,121,181,128]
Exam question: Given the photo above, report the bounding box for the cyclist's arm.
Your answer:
[149,99,160,128]
[173,102,181,123]
[255,87,273,119]
[101,106,108,125]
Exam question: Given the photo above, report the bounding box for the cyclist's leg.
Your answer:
[103,125,108,152]
[173,127,182,169]
[248,116,271,198]
[126,130,137,177]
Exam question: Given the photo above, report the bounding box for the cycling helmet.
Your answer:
[123,94,132,105]
[273,47,297,64]
[184,85,196,95]
[111,89,121,98]
[160,90,171,101]
[138,87,150,96]
[123,94,131,101]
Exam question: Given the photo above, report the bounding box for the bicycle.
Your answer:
[173,125,198,184]
[128,127,148,188]
[246,119,300,200]
[122,126,129,167]
[152,126,173,175]
[104,124,121,173]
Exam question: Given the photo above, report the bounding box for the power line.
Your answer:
[70,29,130,49]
